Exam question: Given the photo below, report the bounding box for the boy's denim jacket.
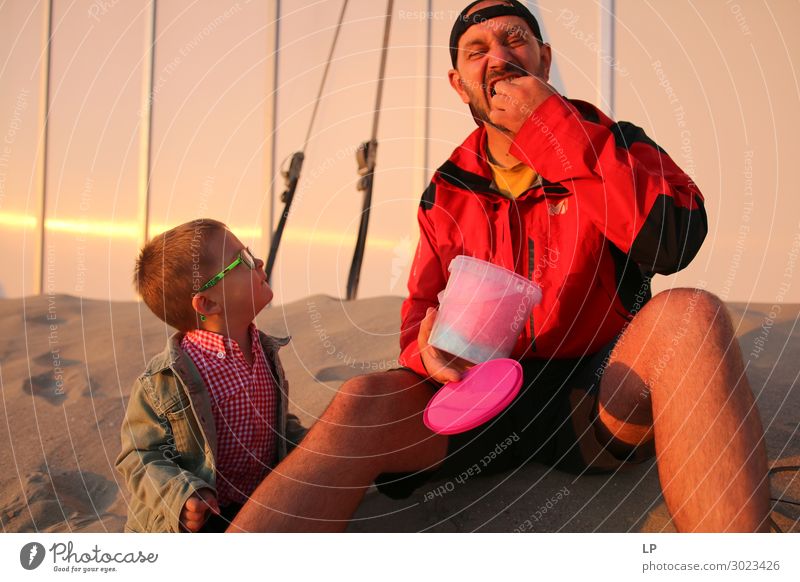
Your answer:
[115,330,307,532]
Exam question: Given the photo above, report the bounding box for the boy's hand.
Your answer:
[418,307,473,384]
[180,488,219,532]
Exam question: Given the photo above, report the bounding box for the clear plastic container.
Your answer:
[429,255,542,363]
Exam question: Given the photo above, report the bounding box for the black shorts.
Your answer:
[375,336,653,500]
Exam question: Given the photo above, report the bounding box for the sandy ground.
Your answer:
[0,294,797,533]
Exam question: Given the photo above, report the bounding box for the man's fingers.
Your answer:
[417,306,478,383]
[493,78,534,102]
[418,307,462,383]
[493,80,520,98]
[490,92,511,111]
[433,361,462,383]
[449,356,474,373]
[501,75,544,93]
[418,307,436,349]
[427,347,467,383]
[492,76,556,123]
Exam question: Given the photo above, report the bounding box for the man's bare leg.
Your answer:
[595,288,770,532]
[229,370,448,532]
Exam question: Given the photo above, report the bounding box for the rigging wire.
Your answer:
[266,0,349,281]
[303,0,349,150]
[346,0,394,300]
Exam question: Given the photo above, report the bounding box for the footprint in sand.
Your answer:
[23,310,68,326]
[22,367,100,405]
[0,469,121,533]
[32,353,81,368]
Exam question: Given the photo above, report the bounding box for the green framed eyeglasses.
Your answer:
[195,247,257,293]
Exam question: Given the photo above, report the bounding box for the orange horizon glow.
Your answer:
[0,212,401,251]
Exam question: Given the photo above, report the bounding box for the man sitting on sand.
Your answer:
[230,0,770,532]
[117,219,305,532]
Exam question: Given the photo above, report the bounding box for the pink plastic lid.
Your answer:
[423,359,523,435]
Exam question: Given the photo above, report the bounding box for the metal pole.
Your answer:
[265,0,280,272]
[346,0,394,301]
[368,0,393,144]
[265,0,347,283]
[34,0,53,295]
[138,0,157,247]
[424,0,432,187]
[599,0,615,118]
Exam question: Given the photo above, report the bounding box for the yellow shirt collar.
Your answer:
[486,149,540,199]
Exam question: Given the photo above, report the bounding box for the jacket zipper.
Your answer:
[527,237,537,352]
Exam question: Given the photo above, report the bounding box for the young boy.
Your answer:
[116,218,306,532]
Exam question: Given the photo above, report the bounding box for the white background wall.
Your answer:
[1,0,798,305]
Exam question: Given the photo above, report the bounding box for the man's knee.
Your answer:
[646,287,724,315]
[642,288,734,342]
[328,371,447,469]
[339,369,429,398]
[622,288,742,390]
[334,370,435,426]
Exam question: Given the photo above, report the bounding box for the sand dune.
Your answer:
[0,294,797,532]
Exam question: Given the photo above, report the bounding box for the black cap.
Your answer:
[449,0,544,68]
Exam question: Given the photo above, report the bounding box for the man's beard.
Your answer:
[467,101,505,131]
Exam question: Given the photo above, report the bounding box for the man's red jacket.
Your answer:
[399,93,707,379]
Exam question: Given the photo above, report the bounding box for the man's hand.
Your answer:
[418,307,473,384]
[180,488,219,533]
[489,75,557,135]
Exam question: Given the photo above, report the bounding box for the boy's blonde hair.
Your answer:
[134,218,228,331]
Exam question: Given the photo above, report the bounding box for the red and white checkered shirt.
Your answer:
[181,324,278,507]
